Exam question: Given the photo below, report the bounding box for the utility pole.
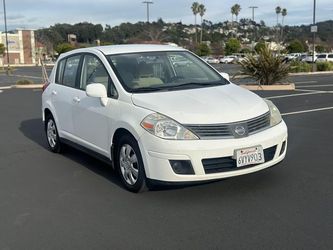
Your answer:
[142,1,153,23]
[249,6,258,22]
[2,0,10,75]
[312,0,316,71]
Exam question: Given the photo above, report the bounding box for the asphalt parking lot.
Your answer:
[0,69,332,249]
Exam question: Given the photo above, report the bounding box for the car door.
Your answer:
[51,55,81,137]
[71,54,119,156]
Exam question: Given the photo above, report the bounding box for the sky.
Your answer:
[2,0,333,30]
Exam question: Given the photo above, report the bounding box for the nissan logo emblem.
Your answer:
[234,126,246,136]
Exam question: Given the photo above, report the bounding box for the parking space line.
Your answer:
[0,86,12,90]
[0,90,2,93]
[282,106,333,116]
[296,84,333,88]
[294,81,317,84]
[12,74,43,79]
[295,89,333,93]
[266,91,325,99]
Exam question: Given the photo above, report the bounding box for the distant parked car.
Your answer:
[302,54,317,63]
[316,53,333,63]
[206,57,220,64]
[220,56,236,64]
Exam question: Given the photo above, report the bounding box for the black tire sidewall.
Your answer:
[116,135,147,192]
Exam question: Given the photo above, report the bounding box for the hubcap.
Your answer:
[47,119,57,148]
[119,144,139,185]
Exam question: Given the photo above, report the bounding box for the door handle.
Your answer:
[52,90,57,95]
[73,97,81,103]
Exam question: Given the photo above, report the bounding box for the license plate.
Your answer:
[235,146,265,167]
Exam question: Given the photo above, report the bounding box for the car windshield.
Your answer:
[107,51,228,93]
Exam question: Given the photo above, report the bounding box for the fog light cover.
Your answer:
[169,160,194,175]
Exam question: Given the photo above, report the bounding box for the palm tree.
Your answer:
[281,8,287,26]
[191,2,200,44]
[231,5,235,23]
[275,6,281,25]
[198,4,206,43]
[233,4,241,22]
[281,8,288,42]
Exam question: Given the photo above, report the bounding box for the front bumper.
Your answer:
[138,121,288,182]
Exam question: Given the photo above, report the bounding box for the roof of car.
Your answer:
[92,44,186,55]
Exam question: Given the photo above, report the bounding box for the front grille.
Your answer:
[185,112,270,139]
[202,145,277,174]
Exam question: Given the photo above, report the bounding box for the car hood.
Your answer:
[131,84,269,124]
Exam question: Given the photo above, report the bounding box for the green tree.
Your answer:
[0,43,5,55]
[198,4,206,43]
[225,38,241,55]
[55,43,75,55]
[315,45,326,53]
[191,2,200,44]
[287,40,305,53]
[196,43,210,56]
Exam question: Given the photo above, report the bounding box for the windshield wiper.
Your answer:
[171,81,225,89]
[131,86,169,93]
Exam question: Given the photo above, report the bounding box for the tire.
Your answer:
[115,134,148,193]
[45,115,62,153]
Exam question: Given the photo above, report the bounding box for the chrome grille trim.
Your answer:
[185,112,270,139]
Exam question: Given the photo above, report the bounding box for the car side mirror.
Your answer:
[220,72,230,81]
[86,83,108,106]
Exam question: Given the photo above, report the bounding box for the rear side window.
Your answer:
[55,59,66,84]
[62,55,81,88]
[328,54,333,58]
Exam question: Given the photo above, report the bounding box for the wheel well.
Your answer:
[44,108,52,120]
[111,128,135,162]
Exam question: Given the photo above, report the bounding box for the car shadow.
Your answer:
[19,118,236,192]
[19,118,123,188]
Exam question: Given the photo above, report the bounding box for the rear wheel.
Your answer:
[116,135,148,192]
[45,115,62,153]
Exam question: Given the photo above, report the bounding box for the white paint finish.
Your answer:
[294,81,317,84]
[266,91,324,99]
[296,84,333,88]
[282,106,333,116]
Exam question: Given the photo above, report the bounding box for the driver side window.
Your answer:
[80,54,117,97]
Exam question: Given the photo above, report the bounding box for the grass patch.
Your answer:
[16,79,35,85]
[316,62,333,71]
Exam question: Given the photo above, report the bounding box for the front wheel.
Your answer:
[116,135,148,192]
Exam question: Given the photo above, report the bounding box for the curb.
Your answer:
[289,71,333,76]
[240,83,295,91]
[14,84,43,89]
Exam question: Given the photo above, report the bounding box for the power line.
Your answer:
[142,1,153,23]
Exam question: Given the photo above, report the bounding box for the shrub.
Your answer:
[289,61,312,73]
[316,62,333,71]
[16,79,34,85]
[239,45,290,85]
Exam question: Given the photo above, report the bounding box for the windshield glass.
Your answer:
[107,51,228,93]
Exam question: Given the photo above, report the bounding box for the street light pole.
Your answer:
[312,0,316,71]
[2,0,10,75]
[249,6,258,22]
[142,1,153,23]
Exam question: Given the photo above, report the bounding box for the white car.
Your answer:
[42,44,288,192]
[220,56,236,64]
[206,57,220,64]
[302,54,317,63]
[316,53,333,62]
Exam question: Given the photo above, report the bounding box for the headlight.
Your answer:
[264,99,282,126]
[141,113,199,140]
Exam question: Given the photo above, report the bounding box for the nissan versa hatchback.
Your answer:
[42,44,288,192]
